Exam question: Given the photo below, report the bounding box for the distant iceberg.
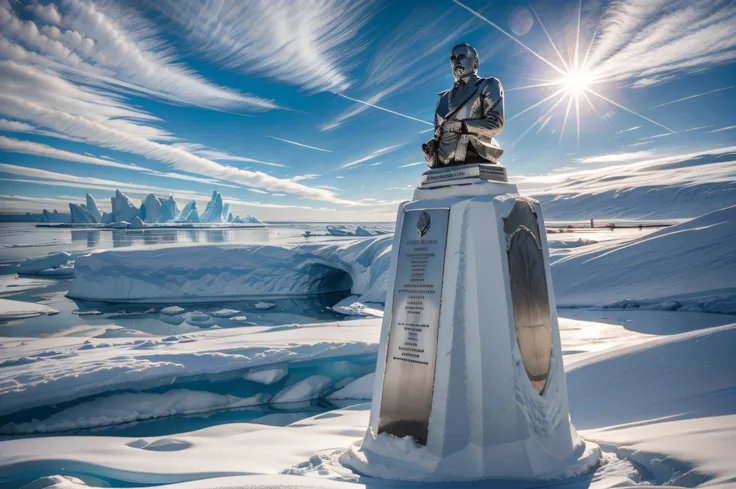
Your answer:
[55,190,261,226]
[164,195,179,221]
[178,199,198,222]
[86,193,102,222]
[141,193,162,223]
[111,190,139,223]
[200,191,224,223]
[69,203,97,223]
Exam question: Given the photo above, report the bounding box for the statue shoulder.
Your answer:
[478,76,503,96]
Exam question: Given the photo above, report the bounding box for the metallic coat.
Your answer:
[426,74,504,167]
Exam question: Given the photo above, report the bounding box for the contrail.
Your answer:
[335,93,433,126]
[586,89,677,133]
[268,137,332,153]
[453,0,567,76]
[651,85,736,109]
[528,2,569,71]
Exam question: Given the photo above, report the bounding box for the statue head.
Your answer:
[450,43,479,82]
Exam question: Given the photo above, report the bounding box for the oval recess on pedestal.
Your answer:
[504,200,552,394]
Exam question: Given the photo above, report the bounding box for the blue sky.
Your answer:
[0,0,734,221]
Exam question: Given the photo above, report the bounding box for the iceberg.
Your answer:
[228,212,233,223]
[141,193,162,223]
[200,191,223,223]
[17,252,70,274]
[158,202,174,223]
[355,226,372,236]
[68,203,97,223]
[41,209,66,223]
[85,194,102,222]
[178,199,197,221]
[164,195,179,221]
[187,207,200,222]
[243,214,262,224]
[111,190,139,223]
[326,225,351,236]
[0,298,59,321]
[222,203,230,222]
[68,236,392,304]
[128,216,145,229]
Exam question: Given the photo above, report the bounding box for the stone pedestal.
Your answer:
[343,164,599,480]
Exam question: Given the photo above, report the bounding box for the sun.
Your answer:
[453,0,676,147]
[562,69,593,95]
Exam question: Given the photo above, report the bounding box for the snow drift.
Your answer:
[69,236,392,304]
[552,204,736,311]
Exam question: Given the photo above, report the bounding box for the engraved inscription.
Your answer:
[378,208,449,446]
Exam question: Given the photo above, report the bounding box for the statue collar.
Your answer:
[439,74,480,95]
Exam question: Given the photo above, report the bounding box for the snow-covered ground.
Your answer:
[527,146,736,219]
[552,204,736,312]
[1,314,734,488]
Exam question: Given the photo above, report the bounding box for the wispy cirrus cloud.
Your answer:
[0,163,206,201]
[0,135,142,172]
[0,60,370,205]
[587,0,736,87]
[147,0,375,93]
[0,0,277,111]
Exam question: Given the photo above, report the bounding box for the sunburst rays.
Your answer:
[453,0,675,146]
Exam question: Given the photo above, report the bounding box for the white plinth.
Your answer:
[344,174,599,481]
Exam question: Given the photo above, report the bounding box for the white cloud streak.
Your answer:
[267,137,331,153]
[339,144,403,169]
[587,0,736,87]
[399,162,425,168]
[147,0,375,93]
[614,125,642,135]
[651,85,736,108]
[709,125,736,133]
[0,0,277,111]
[0,61,372,205]
[576,151,655,164]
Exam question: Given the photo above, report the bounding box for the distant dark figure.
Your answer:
[590,218,594,228]
[639,224,643,231]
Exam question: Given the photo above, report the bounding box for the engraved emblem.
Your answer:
[416,211,431,237]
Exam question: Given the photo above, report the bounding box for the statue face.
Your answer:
[450,45,476,80]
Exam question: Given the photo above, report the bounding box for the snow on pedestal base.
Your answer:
[347,173,599,480]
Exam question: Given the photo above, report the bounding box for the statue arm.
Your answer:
[463,78,504,139]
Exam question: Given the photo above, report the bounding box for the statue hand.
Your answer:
[441,120,466,134]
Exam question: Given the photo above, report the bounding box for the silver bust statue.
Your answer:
[422,43,505,168]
